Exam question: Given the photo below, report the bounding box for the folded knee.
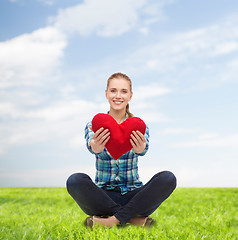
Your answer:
[165,171,177,189]
[155,171,177,190]
[66,173,90,189]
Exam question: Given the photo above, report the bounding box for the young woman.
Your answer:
[66,72,176,228]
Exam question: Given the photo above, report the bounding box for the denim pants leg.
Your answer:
[66,173,121,216]
[66,171,176,225]
[114,171,177,225]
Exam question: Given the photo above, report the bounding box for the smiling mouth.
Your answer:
[113,100,123,105]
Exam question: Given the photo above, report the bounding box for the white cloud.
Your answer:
[51,0,170,37]
[0,26,67,89]
[138,27,149,35]
[174,134,238,148]
[227,58,238,68]
[160,128,200,135]
[0,102,21,119]
[9,0,55,5]
[54,14,238,92]
[38,0,55,6]
[0,98,108,154]
[69,135,86,148]
[211,41,238,56]
[26,100,100,121]
[141,112,169,123]
[75,14,238,89]
[122,15,238,78]
[219,57,238,84]
[133,84,173,101]
[0,166,96,187]
[137,160,238,187]
[197,133,220,140]
[130,84,172,123]
[175,165,238,187]
[52,0,145,36]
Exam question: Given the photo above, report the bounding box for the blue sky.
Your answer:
[0,0,238,187]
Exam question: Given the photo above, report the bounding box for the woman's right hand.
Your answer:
[89,127,110,153]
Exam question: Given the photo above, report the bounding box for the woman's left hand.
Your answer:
[130,130,146,154]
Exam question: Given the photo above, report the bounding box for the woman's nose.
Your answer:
[115,91,121,98]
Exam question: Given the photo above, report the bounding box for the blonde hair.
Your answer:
[107,72,134,118]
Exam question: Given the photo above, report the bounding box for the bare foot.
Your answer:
[93,216,120,227]
[129,216,147,226]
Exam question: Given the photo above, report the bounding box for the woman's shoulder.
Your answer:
[85,121,92,131]
[86,121,92,126]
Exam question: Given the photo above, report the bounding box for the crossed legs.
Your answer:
[66,171,176,226]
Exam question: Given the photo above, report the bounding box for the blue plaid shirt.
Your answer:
[84,114,149,195]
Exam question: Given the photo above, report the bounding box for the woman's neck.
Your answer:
[108,109,126,124]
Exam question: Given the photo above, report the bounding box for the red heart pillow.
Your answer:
[92,113,146,160]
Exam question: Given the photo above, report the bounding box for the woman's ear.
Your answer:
[105,90,108,99]
[129,91,133,101]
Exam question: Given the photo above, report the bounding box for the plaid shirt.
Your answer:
[84,113,149,195]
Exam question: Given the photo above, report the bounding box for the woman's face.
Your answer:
[105,77,133,111]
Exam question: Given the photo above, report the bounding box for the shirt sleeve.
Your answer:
[84,121,96,154]
[136,124,150,156]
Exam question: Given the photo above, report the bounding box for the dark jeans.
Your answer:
[66,171,176,225]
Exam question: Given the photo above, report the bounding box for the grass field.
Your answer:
[0,188,237,240]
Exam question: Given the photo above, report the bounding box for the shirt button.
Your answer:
[115,176,120,181]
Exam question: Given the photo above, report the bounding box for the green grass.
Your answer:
[0,188,237,240]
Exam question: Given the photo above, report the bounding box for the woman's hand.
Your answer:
[89,127,110,154]
[130,130,146,154]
